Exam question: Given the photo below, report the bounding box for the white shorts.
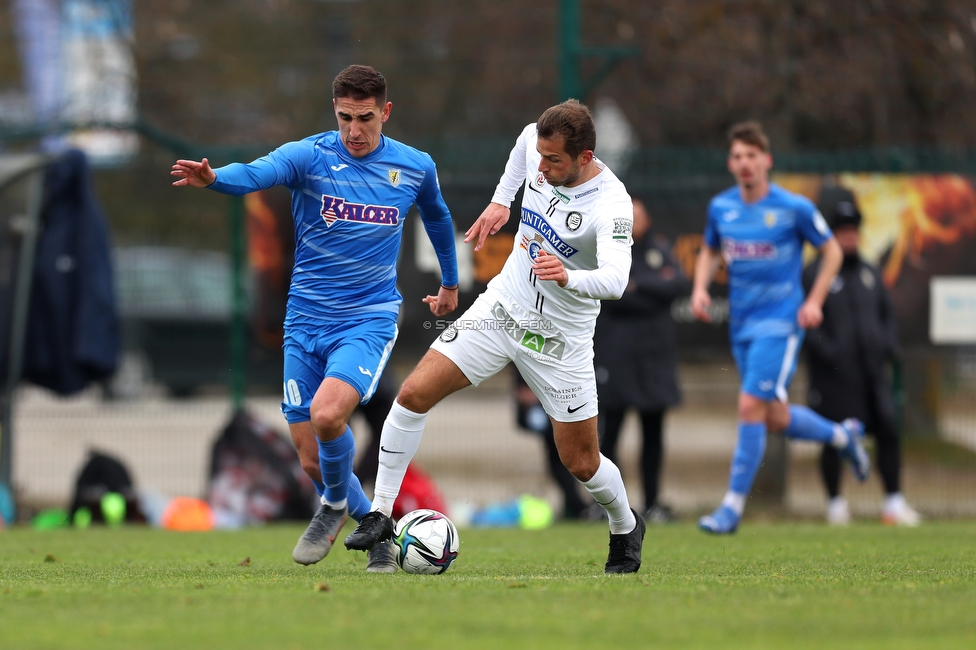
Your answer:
[430,292,598,423]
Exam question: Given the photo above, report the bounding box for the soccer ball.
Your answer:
[392,509,459,575]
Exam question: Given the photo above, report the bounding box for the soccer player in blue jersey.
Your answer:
[171,65,459,569]
[690,121,870,534]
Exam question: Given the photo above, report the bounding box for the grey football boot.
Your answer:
[365,539,399,574]
[292,502,348,565]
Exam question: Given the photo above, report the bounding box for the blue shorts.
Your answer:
[731,332,804,402]
[281,315,398,424]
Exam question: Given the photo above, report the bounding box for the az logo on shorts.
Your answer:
[490,302,566,360]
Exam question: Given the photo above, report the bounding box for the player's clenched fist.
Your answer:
[531,250,569,287]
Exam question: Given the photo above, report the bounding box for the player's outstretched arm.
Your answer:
[464,202,510,252]
[171,158,216,188]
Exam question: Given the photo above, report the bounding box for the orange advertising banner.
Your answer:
[777,173,976,346]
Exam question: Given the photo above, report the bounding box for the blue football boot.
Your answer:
[698,505,740,534]
[839,418,870,482]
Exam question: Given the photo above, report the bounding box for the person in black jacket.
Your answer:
[22,150,120,395]
[802,198,921,526]
[594,199,691,523]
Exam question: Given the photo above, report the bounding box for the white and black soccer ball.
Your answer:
[392,509,459,575]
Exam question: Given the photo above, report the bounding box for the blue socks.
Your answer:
[346,472,371,521]
[314,426,371,520]
[784,405,836,443]
[317,426,357,507]
[724,407,840,513]
[311,479,326,497]
[728,421,767,495]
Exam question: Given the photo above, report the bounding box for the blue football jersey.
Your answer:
[209,131,458,325]
[704,183,832,341]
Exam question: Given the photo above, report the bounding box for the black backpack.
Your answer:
[70,450,145,523]
[207,409,317,525]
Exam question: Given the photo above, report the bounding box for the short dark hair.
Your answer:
[332,65,387,104]
[536,99,596,159]
[727,121,770,153]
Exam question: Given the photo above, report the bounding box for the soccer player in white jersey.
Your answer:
[172,65,459,572]
[345,99,647,574]
[692,121,870,535]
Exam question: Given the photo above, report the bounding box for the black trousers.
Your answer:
[819,404,901,498]
[599,408,665,510]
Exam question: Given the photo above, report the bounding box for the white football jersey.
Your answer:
[486,123,634,337]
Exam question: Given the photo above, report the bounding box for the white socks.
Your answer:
[721,492,747,516]
[581,454,636,534]
[371,401,428,516]
[831,424,849,448]
[372,408,640,537]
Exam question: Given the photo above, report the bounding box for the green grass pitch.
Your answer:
[1,520,974,649]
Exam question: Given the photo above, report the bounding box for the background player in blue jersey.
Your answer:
[172,65,459,570]
[690,121,870,534]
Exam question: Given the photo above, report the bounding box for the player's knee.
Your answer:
[738,406,763,424]
[770,400,793,432]
[562,450,600,482]
[567,459,599,482]
[395,380,432,414]
[766,410,789,433]
[309,405,345,439]
[395,384,420,412]
[737,393,768,423]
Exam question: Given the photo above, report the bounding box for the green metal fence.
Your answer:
[1,131,974,524]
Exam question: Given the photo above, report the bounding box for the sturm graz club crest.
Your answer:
[439,325,458,343]
[566,211,582,231]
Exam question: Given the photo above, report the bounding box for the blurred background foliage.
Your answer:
[2,0,976,249]
[1,1,975,516]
